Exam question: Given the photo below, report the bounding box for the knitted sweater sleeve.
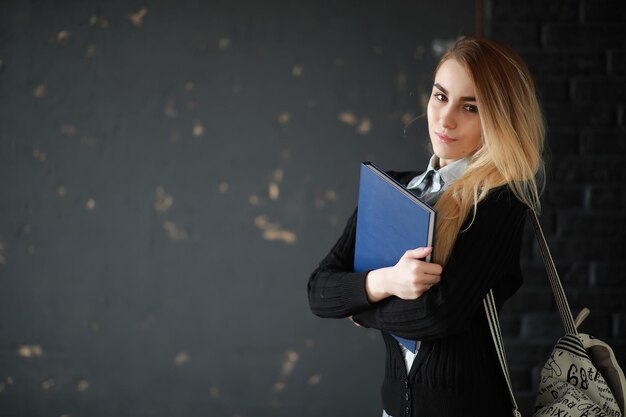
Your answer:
[352,187,527,341]
[307,170,419,319]
[307,207,374,318]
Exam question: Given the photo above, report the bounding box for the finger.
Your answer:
[423,275,441,285]
[347,316,361,327]
[414,274,440,286]
[404,246,432,259]
[412,266,441,284]
[419,262,443,277]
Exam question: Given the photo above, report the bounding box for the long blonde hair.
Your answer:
[431,36,545,265]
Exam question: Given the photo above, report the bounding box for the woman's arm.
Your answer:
[308,209,444,318]
[365,247,442,302]
[352,187,527,340]
[307,169,431,318]
[307,208,373,318]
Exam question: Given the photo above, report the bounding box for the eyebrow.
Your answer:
[433,83,476,102]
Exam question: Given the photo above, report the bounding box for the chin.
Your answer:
[431,147,457,161]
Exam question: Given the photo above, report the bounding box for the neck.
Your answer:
[438,158,455,169]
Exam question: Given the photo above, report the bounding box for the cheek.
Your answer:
[426,100,436,127]
[466,119,482,143]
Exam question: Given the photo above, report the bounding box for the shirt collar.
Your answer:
[433,155,468,186]
[406,155,469,190]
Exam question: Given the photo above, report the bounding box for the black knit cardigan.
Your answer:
[307,170,528,417]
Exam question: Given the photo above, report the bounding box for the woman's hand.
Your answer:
[365,247,442,303]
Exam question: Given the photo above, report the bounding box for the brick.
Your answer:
[543,103,616,128]
[543,23,626,49]
[510,364,556,390]
[614,313,626,338]
[572,77,626,101]
[535,76,570,102]
[580,128,626,154]
[491,23,541,48]
[566,288,626,311]
[540,235,625,260]
[551,157,626,184]
[505,287,554,314]
[509,366,532,391]
[521,50,607,76]
[545,130,580,155]
[556,261,592,286]
[573,311,612,336]
[587,185,626,209]
[516,258,591,288]
[506,340,556,364]
[557,211,626,236]
[530,364,545,385]
[491,0,579,22]
[530,207,557,235]
[517,391,539,417]
[499,316,522,338]
[542,184,585,208]
[605,340,626,365]
[582,0,626,22]
[521,264,550,286]
[535,251,601,288]
[592,261,626,287]
[610,49,626,76]
[521,313,566,339]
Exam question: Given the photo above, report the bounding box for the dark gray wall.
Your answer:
[487,1,626,415]
[0,1,474,416]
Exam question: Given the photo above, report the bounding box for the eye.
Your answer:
[464,104,479,113]
[433,93,447,102]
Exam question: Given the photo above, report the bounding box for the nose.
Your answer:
[440,106,457,130]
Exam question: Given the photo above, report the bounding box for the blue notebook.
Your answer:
[354,162,436,353]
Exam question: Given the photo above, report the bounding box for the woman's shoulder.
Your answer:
[458,185,530,236]
[480,185,530,214]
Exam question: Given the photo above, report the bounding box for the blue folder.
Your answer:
[354,162,436,352]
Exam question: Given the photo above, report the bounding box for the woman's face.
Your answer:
[426,59,482,168]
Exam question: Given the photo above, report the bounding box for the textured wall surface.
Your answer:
[487,0,626,414]
[0,1,474,416]
[4,1,622,416]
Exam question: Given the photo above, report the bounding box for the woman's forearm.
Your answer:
[365,268,392,303]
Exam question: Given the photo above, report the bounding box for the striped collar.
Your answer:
[406,155,469,191]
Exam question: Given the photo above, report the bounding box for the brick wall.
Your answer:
[486,0,626,413]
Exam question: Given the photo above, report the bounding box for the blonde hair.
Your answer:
[431,36,545,265]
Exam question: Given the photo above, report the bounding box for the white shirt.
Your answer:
[407,155,469,195]
[399,155,469,370]
[382,155,470,417]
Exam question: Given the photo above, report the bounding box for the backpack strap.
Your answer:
[484,290,522,417]
[527,209,577,335]
[484,208,578,416]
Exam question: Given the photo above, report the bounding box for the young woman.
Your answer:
[307,36,544,417]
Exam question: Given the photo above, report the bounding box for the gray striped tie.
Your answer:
[413,169,444,195]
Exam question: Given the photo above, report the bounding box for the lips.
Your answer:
[436,132,457,144]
